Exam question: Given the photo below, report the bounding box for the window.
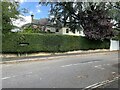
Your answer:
[79,31,81,34]
[47,30,51,33]
[66,29,69,33]
[56,29,59,32]
[73,30,75,34]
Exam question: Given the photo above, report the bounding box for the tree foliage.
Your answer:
[108,2,120,29]
[2,0,20,33]
[40,2,115,40]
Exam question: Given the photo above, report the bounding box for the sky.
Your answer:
[12,0,50,27]
[18,1,50,19]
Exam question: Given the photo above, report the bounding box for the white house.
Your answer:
[31,14,85,36]
[55,27,85,36]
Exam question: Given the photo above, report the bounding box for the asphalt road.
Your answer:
[1,52,120,88]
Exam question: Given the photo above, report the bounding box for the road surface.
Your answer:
[1,52,120,89]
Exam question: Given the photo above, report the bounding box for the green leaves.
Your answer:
[2,0,20,33]
[2,33,110,53]
[40,2,116,40]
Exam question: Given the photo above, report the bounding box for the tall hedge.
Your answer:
[2,33,110,53]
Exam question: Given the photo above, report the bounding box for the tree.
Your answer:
[2,0,20,33]
[108,2,120,29]
[40,2,114,40]
[107,2,120,39]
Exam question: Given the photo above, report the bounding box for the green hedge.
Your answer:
[2,33,110,53]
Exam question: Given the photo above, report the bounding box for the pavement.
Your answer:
[1,50,119,64]
[1,51,120,88]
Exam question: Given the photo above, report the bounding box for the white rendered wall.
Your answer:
[57,27,85,36]
[110,39,119,51]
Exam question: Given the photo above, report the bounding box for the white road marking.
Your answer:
[94,65,102,67]
[92,83,105,88]
[61,61,94,68]
[83,76,119,90]
[61,64,73,67]
[106,64,110,66]
[87,62,93,64]
[94,65,105,70]
[84,83,99,89]
[28,72,32,74]
[40,78,42,80]
[92,80,110,89]
[61,63,83,67]
[2,72,34,80]
[103,64,111,66]
[72,63,81,66]
[2,77,11,80]
[72,63,79,66]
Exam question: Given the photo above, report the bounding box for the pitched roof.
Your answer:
[32,18,49,25]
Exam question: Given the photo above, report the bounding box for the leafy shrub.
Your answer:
[2,33,110,53]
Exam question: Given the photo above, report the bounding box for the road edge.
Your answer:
[1,50,119,64]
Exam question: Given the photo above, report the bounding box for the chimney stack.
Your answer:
[31,14,34,23]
